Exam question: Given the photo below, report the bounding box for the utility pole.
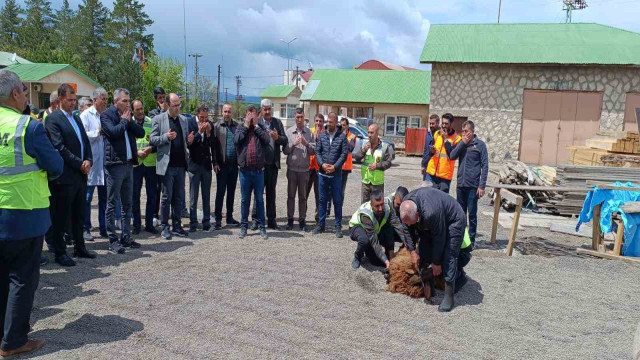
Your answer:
[563,0,587,23]
[189,53,203,104]
[280,37,297,85]
[224,88,228,103]
[296,66,299,88]
[183,0,188,105]
[497,0,502,23]
[215,64,221,118]
[235,76,243,120]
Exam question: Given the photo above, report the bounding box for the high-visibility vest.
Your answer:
[426,131,461,181]
[343,131,356,171]
[309,126,322,171]
[135,116,156,167]
[349,200,390,233]
[462,228,472,249]
[361,141,387,186]
[0,107,50,210]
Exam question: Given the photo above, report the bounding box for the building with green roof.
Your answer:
[260,85,302,127]
[4,63,100,111]
[420,23,640,165]
[301,69,430,145]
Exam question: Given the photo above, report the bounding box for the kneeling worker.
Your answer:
[386,186,409,217]
[349,190,409,270]
[399,187,471,312]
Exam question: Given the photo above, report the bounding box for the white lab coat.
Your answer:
[80,106,105,186]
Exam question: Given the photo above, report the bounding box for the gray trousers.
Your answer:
[161,166,186,229]
[105,163,133,243]
[361,183,384,205]
[287,169,310,223]
[189,165,212,227]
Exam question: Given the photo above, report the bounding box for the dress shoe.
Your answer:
[55,254,76,267]
[161,227,172,240]
[285,219,294,231]
[83,230,94,242]
[267,221,280,230]
[64,233,72,245]
[351,257,361,270]
[99,229,108,238]
[73,247,97,259]
[173,227,189,238]
[312,226,324,235]
[0,339,45,358]
[227,218,240,226]
[250,220,258,231]
[438,281,455,312]
[214,222,222,230]
[202,224,212,232]
[335,228,343,238]
[145,226,159,235]
[109,241,126,254]
[132,226,141,235]
[189,225,198,233]
[299,220,307,232]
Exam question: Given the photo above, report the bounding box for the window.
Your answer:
[385,115,423,136]
[279,104,296,119]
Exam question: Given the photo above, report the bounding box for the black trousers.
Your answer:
[416,218,466,283]
[0,236,43,351]
[47,182,87,256]
[252,165,278,224]
[214,165,238,222]
[349,224,399,266]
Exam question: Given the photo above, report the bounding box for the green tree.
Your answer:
[142,56,184,113]
[107,0,154,55]
[0,0,23,49]
[19,0,54,55]
[75,0,111,81]
[53,0,76,45]
[104,55,143,101]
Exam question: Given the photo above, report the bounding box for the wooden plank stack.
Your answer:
[490,161,557,210]
[568,130,640,166]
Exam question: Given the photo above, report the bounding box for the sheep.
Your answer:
[385,248,444,300]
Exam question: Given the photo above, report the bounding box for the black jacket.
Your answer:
[403,187,466,265]
[187,118,214,172]
[234,123,271,170]
[315,125,349,176]
[44,109,93,185]
[100,105,145,166]
[258,116,287,169]
[449,135,489,189]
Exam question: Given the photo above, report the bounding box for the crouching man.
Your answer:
[349,190,409,270]
[399,187,472,312]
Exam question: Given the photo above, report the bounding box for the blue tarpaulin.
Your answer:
[577,181,640,257]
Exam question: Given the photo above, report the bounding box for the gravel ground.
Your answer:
[26,156,640,359]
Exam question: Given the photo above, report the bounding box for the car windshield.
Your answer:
[349,125,367,137]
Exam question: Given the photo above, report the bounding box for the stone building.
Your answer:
[300,69,430,149]
[420,23,640,165]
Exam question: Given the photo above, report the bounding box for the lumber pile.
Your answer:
[568,130,640,166]
[491,161,557,210]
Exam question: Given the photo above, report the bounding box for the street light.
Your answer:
[280,37,297,85]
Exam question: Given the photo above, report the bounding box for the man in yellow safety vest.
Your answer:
[354,123,392,204]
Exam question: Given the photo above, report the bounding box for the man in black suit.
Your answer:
[101,88,145,254]
[45,83,96,266]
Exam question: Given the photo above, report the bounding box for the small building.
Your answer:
[356,59,418,71]
[300,69,430,149]
[420,23,640,165]
[260,84,302,127]
[5,63,100,111]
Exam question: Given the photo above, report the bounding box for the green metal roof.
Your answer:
[300,69,430,105]
[0,51,32,67]
[4,63,101,87]
[260,85,297,98]
[420,23,640,65]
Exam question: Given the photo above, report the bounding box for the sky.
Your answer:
[35,0,640,95]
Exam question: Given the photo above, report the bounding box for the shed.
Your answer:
[260,85,302,127]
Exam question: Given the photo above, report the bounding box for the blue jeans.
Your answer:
[105,164,133,243]
[318,173,343,229]
[161,167,186,229]
[457,186,478,244]
[133,165,158,229]
[239,169,265,230]
[85,185,121,232]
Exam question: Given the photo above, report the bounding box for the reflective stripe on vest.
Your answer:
[348,200,390,233]
[0,110,50,210]
[361,141,387,185]
[343,132,356,171]
[426,131,461,181]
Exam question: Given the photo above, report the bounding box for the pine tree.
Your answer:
[75,0,111,81]
[107,0,154,54]
[53,0,76,45]
[19,0,54,55]
[0,0,23,49]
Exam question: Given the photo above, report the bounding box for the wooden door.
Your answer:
[623,93,640,131]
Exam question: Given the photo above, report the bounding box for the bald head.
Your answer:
[168,93,181,117]
[400,200,419,226]
[368,123,379,143]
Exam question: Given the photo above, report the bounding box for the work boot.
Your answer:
[335,227,343,239]
[438,281,455,312]
[351,257,361,270]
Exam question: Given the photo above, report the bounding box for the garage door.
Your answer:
[623,93,640,131]
[520,90,603,166]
